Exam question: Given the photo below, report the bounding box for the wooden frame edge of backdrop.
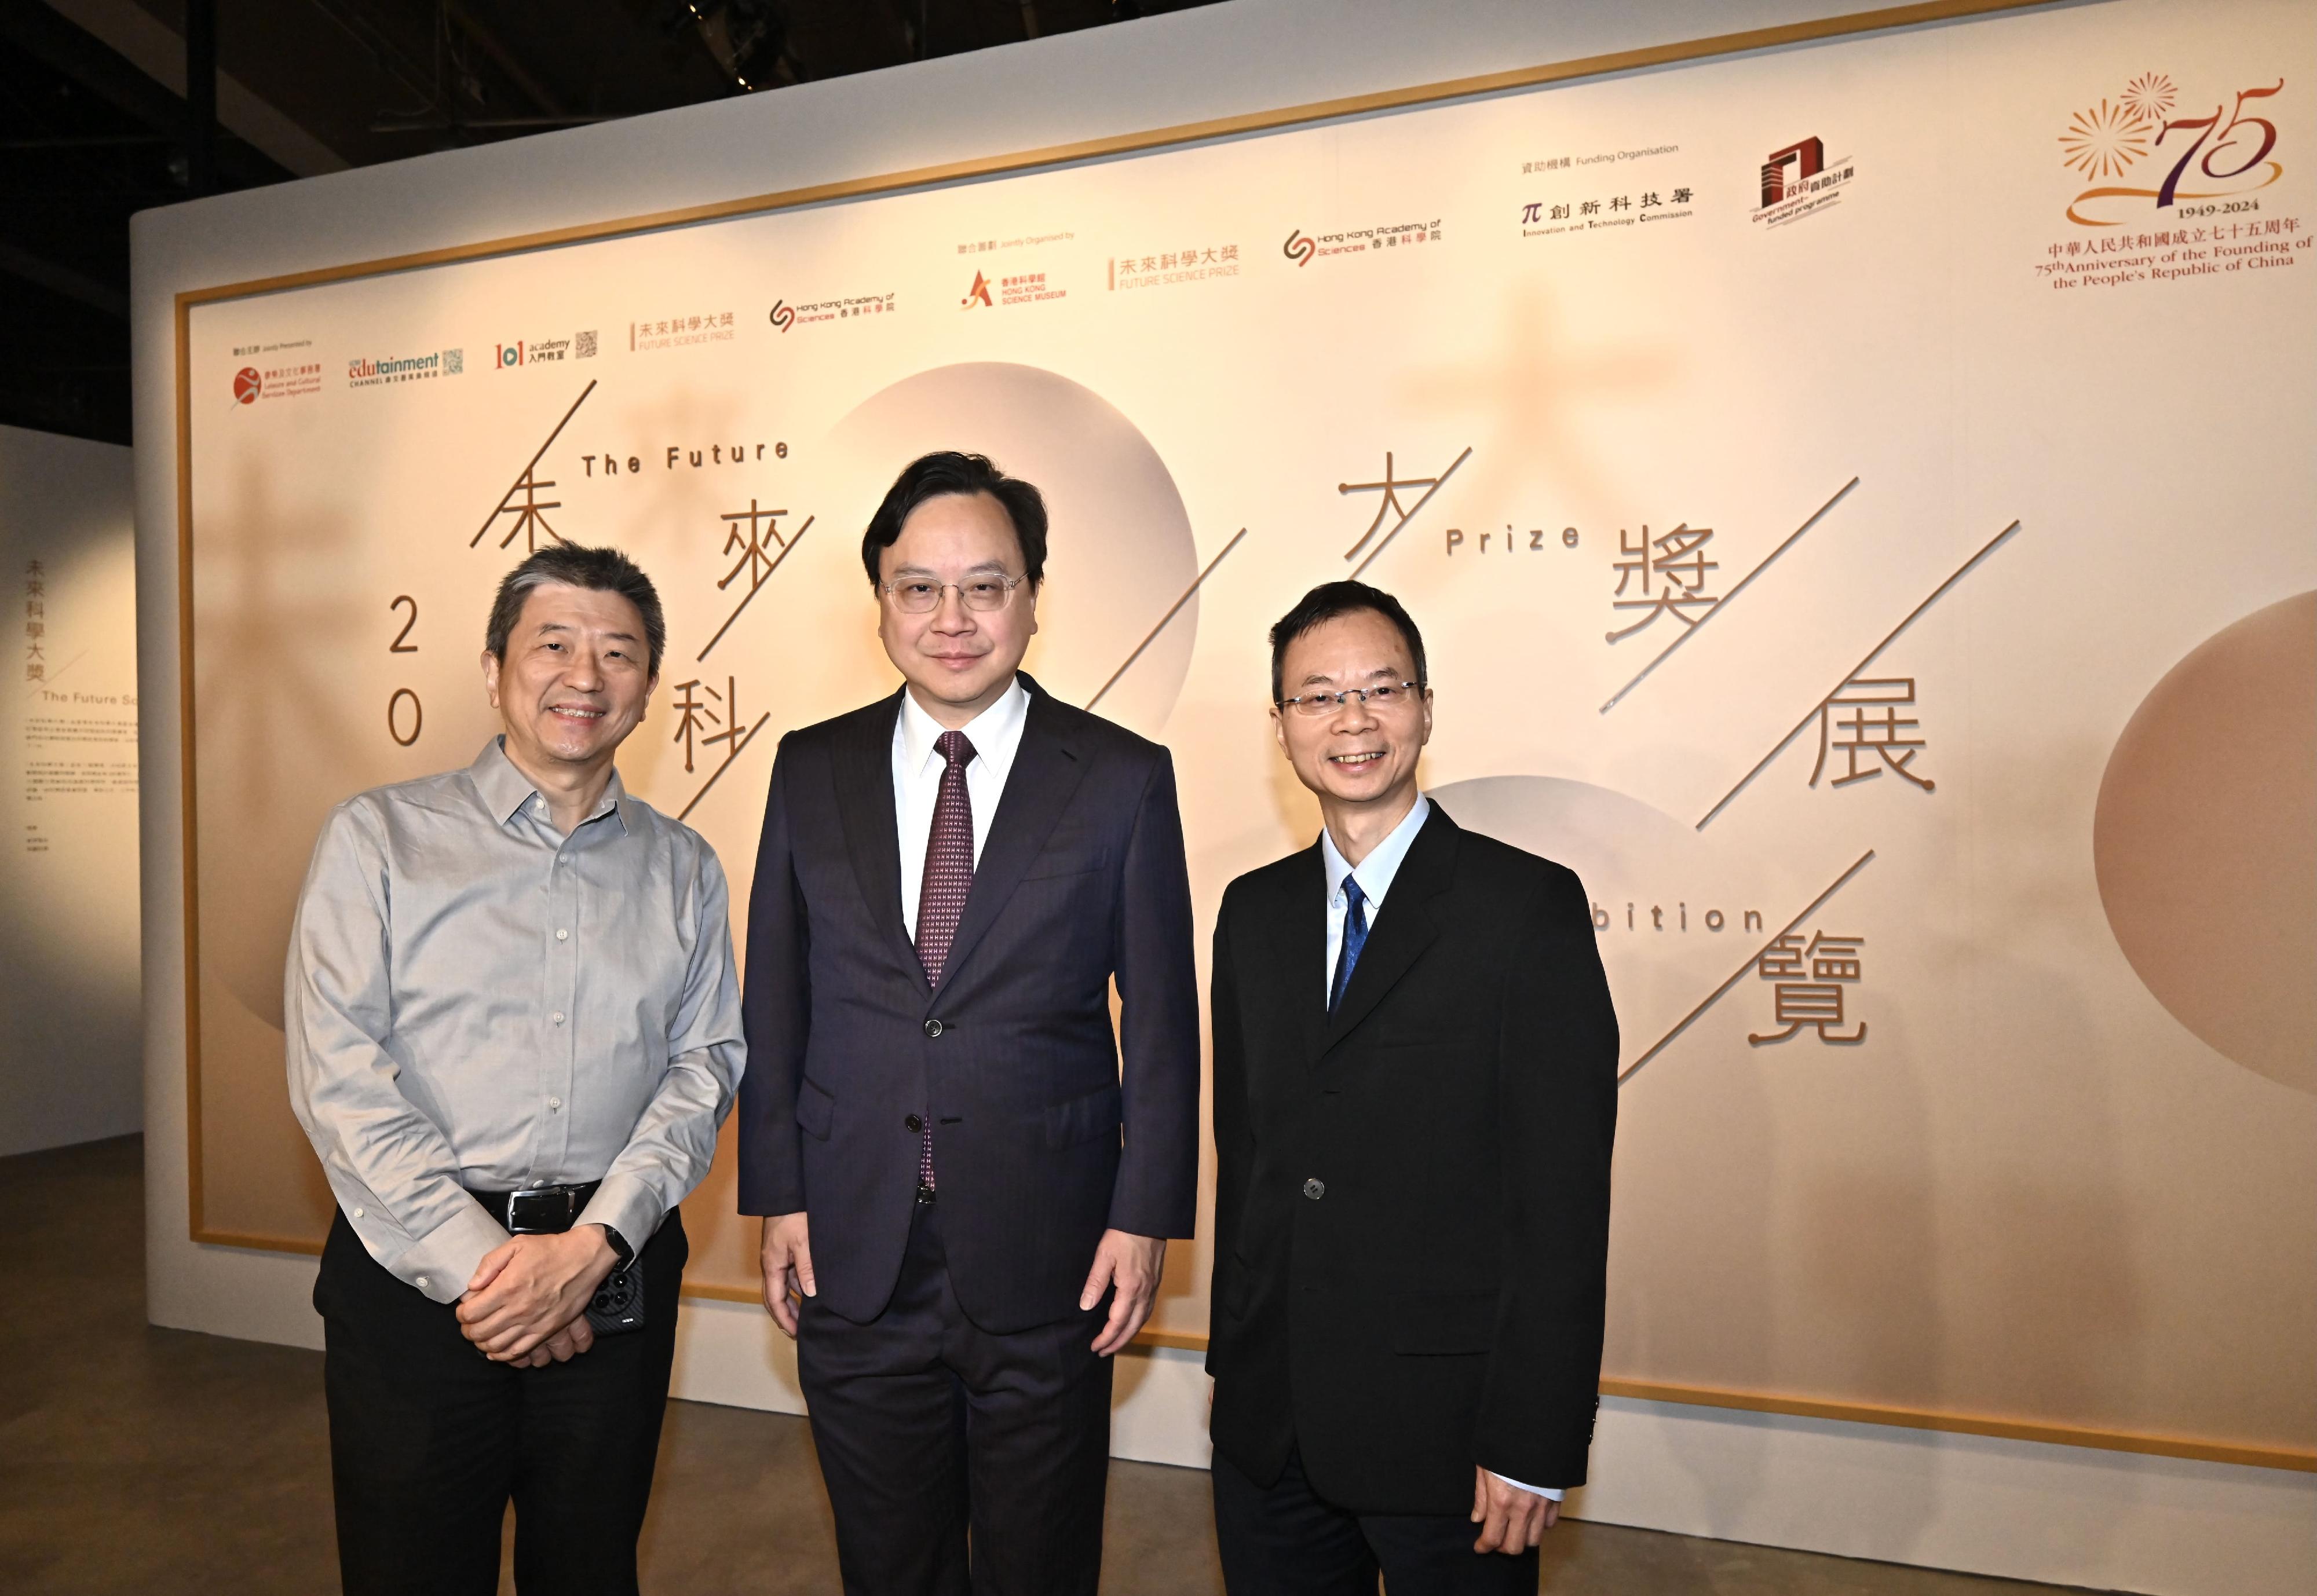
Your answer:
[172,0,2305,1480]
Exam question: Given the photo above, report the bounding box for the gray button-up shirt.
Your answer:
[286,737,745,1303]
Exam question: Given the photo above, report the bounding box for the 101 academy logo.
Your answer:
[492,331,598,367]
[1749,137,1856,228]
[2038,71,2302,291]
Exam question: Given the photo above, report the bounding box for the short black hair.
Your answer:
[485,543,667,678]
[860,451,1048,590]
[1268,580,1428,704]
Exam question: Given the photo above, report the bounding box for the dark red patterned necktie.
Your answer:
[912,730,975,1194]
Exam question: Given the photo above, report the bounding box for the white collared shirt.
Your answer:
[1315,790,1562,1504]
[893,675,1032,936]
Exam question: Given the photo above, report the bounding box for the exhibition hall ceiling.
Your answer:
[0,0,1224,443]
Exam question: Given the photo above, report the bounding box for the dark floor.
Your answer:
[0,1136,2081,1594]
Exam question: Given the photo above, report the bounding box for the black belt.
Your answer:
[463,1181,602,1235]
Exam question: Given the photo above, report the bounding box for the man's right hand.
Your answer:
[759,1211,815,1337]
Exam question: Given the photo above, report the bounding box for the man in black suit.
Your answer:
[736,451,1200,1594]
[1206,580,1619,1594]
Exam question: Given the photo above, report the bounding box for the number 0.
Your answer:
[388,688,423,746]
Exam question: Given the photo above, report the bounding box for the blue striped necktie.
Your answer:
[1329,876,1369,1015]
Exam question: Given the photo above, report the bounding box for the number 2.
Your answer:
[389,594,419,652]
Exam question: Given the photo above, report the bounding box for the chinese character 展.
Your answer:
[1606,524,1717,642]
[1748,931,1866,1045]
[1812,676,1934,791]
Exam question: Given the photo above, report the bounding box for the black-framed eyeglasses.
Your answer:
[879,573,1027,614]
[1276,680,1423,717]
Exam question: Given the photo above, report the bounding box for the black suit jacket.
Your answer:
[736,676,1200,1333]
[1205,802,1618,1514]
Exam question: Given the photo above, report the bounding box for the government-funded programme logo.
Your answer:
[2057,73,2287,225]
[775,291,897,329]
[2038,72,2301,290]
[1281,219,1441,266]
[1749,137,1855,228]
[346,348,458,389]
[492,333,594,368]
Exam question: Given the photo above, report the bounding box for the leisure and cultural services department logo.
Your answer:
[2057,72,2285,226]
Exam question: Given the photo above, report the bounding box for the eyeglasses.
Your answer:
[1276,681,1423,717]
[879,573,1026,614]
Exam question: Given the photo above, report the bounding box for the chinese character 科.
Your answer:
[1606,524,1717,642]
[669,678,725,774]
[1749,931,1866,1045]
[1812,677,1935,791]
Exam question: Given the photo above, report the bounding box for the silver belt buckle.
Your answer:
[506,1187,575,1233]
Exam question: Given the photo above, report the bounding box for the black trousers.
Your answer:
[313,1207,686,1596]
[1212,1446,1539,1596]
[797,1199,1114,1595]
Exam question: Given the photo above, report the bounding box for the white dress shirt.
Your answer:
[894,675,1031,935]
[1318,792,1563,1505]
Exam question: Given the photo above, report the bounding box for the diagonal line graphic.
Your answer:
[696,517,813,662]
[1347,448,1472,579]
[677,713,772,822]
[1086,528,1248,712]
[470,380,597,548]
[1600,477,1859,714]
[1618,848,1877,1086]
[1694,519,2020,832]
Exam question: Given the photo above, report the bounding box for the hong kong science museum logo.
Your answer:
[2056,71,2286,226]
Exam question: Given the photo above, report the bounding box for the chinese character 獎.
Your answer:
[1606,524,1717,642]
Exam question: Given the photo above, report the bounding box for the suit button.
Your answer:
[905,1114,923,1133]
[1302,1178,1325,1200]
[924,1019,944,1038]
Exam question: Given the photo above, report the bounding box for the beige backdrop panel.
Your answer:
[184,0,2315,1456]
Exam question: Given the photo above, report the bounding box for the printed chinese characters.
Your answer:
[1606,524,1717,642]
[1811,677,1935,791]
[1748,929,1867,1045]
[23,560,43,682]
[697,501,814,661]
[1339,448,1472,574]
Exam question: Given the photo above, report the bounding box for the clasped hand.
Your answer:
[456,1227,619,1366]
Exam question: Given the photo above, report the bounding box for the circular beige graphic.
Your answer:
[820,363,1201,737]
[2093,592,2316,1094]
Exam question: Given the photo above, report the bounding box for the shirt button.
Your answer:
[548,1096,563,1110]
[905,1114,923,1133]
[556,928,569,941]
[552,1011,566,1025]
[416,1276,430,1288]
[923,1019,944,1038]
[351,1206,365,1218]
[1303,1178,1326,1200]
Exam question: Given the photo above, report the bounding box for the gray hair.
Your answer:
[484,544,666,677]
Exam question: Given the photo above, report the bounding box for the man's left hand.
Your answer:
[1470,1467,1559,1554]
[1080,1230,1167,1356]
[456,1227,619,1362]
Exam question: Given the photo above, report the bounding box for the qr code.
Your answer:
[443,347,463,375]
[575,330,598,358]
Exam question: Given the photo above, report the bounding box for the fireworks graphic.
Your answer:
[2059,98,2151,181]
[2119,72,2177,126]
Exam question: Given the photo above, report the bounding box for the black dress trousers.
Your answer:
[797,1199,1115,1596]
[313,1207,687,1596]
[1212,1446,1540,1596]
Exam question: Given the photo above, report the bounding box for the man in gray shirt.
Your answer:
[287,543,744,1596]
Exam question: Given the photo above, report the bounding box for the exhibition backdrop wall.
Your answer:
[137,2,2315,1590]
[1,424,142,1156]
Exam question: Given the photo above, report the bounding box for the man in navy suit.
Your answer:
[737,452,1200,1595]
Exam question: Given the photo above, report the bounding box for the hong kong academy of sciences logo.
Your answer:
[2057,72,2286,226]
[770,300,796,332]
[1282,230,1315,266]
[1281,219,1441,266]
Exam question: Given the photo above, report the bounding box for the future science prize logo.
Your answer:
[1280,218,1441,270]
[630,312,736,353]
[1749,137,1856,228]
[346,347,460,389]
